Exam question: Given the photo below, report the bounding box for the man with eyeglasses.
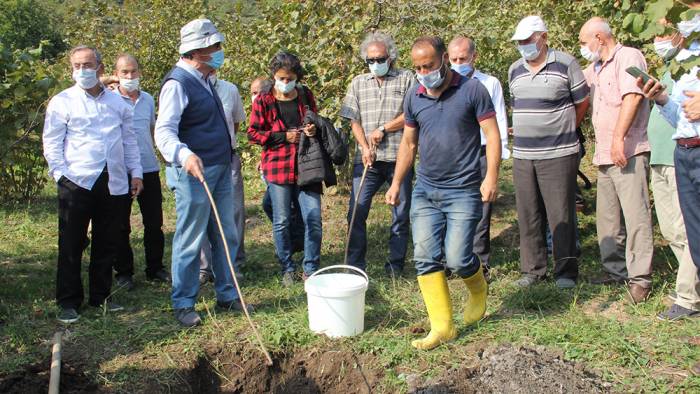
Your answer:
[43,45,143,323]
[340,31,415,276]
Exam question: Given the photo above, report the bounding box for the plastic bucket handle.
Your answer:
[308,264,369,284]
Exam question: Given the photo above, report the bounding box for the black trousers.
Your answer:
[114,171,165,278]
[473,148,492,269]
[56,172,126,309]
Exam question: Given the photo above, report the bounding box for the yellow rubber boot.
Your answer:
[462,267,487,325]
[412,271,457,350]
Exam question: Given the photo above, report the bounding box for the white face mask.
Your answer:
[251,94,258,104]
[517,42,540,61]
[72,68,98,89]
[678,14,700,38]
[580,44,601,63]
[275,78,296,94]
[119,77,140,92]
[654,39,681,61]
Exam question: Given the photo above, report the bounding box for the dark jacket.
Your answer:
[297,110,348,187]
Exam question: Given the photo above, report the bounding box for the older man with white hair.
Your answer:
[155,19,250,327]
[579,17,654,303]
[340,31,415,276]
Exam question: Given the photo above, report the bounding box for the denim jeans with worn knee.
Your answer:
[411,181,482,278]
[268,183,322,275]
[166,163,239,309]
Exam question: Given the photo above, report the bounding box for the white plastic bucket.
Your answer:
[304,265,369,338]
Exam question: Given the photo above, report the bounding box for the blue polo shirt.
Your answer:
[404,72,496,189]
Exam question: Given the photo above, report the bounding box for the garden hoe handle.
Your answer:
[344,146,375,267]
[48,331,62,394]
[201,179,273,366]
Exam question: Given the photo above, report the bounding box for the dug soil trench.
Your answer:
[0,343,610,393]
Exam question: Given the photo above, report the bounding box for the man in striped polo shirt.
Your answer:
[508,16,590,289]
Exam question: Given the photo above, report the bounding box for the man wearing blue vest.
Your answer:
[155,19,249,327]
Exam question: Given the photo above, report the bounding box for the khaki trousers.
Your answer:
[651,165,700,311]
[596,153,653,288]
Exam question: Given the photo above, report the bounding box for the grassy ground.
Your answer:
[1,151,699,392]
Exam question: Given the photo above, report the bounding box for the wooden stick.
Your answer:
[201,179,273,366]
[48,331,62,394]
[344,162,370,267]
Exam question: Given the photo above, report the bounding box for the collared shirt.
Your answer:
[658,43,700,141]
[212,78,246,150]
[118,89,159,173]
[247,87,317,184]
[473,70,511,159]
[583,44,651,166]
[509,49,588,160]
[154,59,217,166]
[339,68,414,163]
[404,72,496,189]
[648,72,677,166]
[43,84,142,195]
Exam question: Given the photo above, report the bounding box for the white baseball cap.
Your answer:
[178,19,224,55]
[511,15,548,41]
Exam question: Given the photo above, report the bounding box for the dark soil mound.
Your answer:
[183,345,381,393]
[0,359,100,394]
[412,344,610,393]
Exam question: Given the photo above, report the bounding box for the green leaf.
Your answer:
[621,0,631,11]
[622,13,637,29]
[644,0,674,23]
[632,13,646,33]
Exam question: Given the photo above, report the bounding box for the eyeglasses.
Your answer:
[365,57,388,65]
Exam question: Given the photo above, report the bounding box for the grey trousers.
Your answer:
[513,153,579,280]
[596,153,653,288]
[200,153,246,273]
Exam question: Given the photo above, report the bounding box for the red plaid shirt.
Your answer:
[247,88,317,184]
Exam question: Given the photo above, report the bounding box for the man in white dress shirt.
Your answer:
[447,36,511,279]
[199,69,247,284]
[154,19,250,327]
[42,45,143,323]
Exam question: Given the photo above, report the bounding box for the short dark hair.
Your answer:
[269,51,305,80]
[412,36,446,57]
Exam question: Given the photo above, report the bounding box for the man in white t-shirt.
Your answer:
[199,69,247,284]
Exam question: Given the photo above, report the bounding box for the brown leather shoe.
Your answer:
[627,283,650,304]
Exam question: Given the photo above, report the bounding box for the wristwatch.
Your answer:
[378,125,385,133]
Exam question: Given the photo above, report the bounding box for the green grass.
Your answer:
[1,153,699,392]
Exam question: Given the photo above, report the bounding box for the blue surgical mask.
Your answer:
[369,61,390,77]
[517,42,540,61]
[579,44,600,63]
[72,68,98,89]
[205,50,224,69]
[451,62,474,77]
[416,60,445,90]
[275,78,296,94]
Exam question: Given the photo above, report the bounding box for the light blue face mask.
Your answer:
[517,42,540,61]
[275,78,296,94]
[205,50,225,69]
[416,59,445,89]
[451,62,474,77]
[369,61,390,77]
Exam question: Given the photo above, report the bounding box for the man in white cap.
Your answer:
[579,17,653,304]
[155,18,250,327]
[508,16,590,289]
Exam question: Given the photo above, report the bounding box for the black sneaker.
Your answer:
[215,299,254,314]
[57,308,80,324]
[199,271,213,286]
[657,304,699,322]
[147,269,171,283]
[385,264,403,278]
[174,307,202,327]
[105,302,124,312]
[281,271,295,287]
[115,275,135,291]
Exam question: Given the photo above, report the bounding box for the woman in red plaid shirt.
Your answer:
[248,52,322,286]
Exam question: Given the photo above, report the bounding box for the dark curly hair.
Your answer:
[269,51,305,80]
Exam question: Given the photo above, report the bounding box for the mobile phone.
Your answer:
[625,66,654,84]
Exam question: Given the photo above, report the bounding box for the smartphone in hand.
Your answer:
[625,66,654,85]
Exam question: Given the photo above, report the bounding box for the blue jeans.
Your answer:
[262,183,305,254]
[200,153,246,274]
[268,183,322,275]
[675,145,700,272]
[166,163,239,309]
[347,162,413,272]
[411,181,482,278]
